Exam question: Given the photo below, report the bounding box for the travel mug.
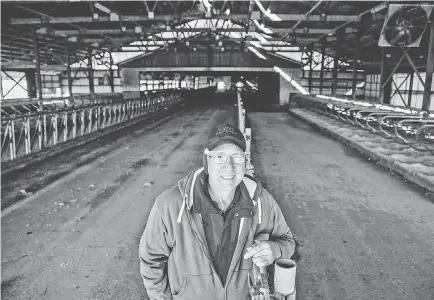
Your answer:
[273,258,296,299]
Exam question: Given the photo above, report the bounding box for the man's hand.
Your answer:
[243,241,282,267]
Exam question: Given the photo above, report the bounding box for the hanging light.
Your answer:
[248,46,267,60]
[253,0,281,21]
[94,3,111,14]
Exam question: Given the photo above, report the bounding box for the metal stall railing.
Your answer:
[293,94,434,155]
[1,91,183,162]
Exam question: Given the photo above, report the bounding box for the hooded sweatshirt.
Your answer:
[139,168,295,300]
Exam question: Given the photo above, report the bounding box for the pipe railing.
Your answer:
[1,91,184,162]
[293,94,434,155]
[237,91,254,176]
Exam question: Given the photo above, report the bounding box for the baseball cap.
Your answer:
[205,124,246,152]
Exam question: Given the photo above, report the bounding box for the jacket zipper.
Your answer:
[224,218,251,295]
[185,207,225,293]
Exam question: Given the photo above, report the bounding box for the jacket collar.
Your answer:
[178,168,262,211]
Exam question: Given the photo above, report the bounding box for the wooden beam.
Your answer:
[422,21,434,111]
[11,14,360,25]
[120,67,275,72]
[43,28,246,36]
[320,39,326,94]
[43,27,335,36]
[88,47,94,93]
[33,29,43,100]
[1,63,67,71]
[379,48,391,104]
[66,43,73,96]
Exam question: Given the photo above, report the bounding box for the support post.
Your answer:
[422,21,434,111]
[308,44,313,94]
[332,51,339,96]
[352,29,362,100]
[33,29,43,100]
[88,46,94,93]
[0,73,3,99]
[66,43,73,96]
[25,71,37,98]
[333,29,344,96]
[109,51,115,93]
[408,72,414,108]
[319,38,326,95]
[379,48,391,104]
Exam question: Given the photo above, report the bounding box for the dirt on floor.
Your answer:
[2,107,433,300]
[1,105,236,300]
[249,112,434,300]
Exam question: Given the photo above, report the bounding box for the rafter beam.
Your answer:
[11,14,360,25]
[1,63,68,71]
[38,27,335,37]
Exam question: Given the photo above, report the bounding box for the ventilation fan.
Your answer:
[378,4,433,47]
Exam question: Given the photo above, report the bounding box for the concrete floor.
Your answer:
[250,112,434,300]
[1,107,433,300]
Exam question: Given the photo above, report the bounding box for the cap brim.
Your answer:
[208,136,246,152]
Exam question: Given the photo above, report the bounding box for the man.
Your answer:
[139,124,295,300]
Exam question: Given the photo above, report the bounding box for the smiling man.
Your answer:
[139,124,295,300]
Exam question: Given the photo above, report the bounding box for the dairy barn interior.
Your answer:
[1,1,434,300]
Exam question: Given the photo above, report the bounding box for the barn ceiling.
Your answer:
[1,1,432,72]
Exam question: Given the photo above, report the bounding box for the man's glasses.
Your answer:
[204,149,246,164]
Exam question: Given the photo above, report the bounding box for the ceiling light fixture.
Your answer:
[248,46,267,60]
[250,41,263,49]
[253,20,273,35]
[254,0,282,21]
[94,3,111,14]
[201,0,212,10]
[273,66,309,94]
[254,32,269,44]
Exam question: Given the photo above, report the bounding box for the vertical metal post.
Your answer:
[33,29,43,100]
[10,121,16,159]
[333,29,344,97]
[308,45,313,94]
[88,46,94,93]
[25,116,30,154]
[72,109,76,139]
[81,110,85,136]
[109,51,115,93]
[352,29,361,100]
[319,39,326,95]
[332,51,339,96]
[422,21,434,111]
[408,72,414,107]
[67,43,73,96]
[379,48,391,104]
[63,112,67,142]
[53,113,58,145]
[0,72,3,99]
